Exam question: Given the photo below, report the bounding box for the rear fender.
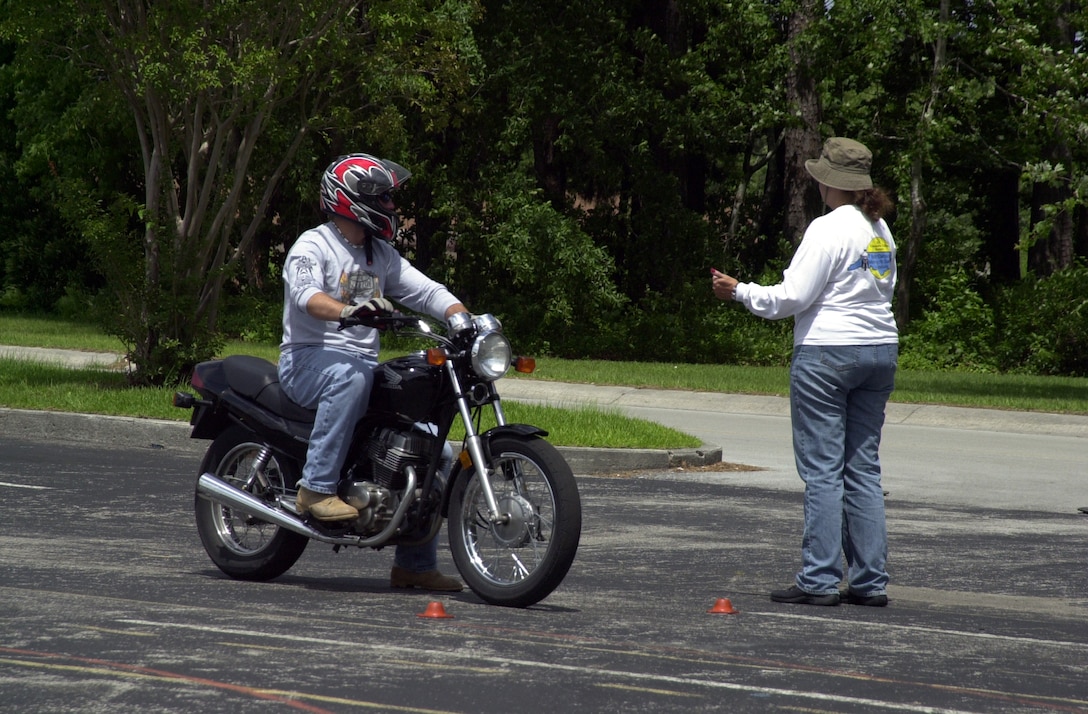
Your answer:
[178,360,231,440]
[189,401,232,440]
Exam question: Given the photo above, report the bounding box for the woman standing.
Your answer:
[712,137,897,607]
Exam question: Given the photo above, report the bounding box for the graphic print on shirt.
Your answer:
[847,237,893,280]
[292,256,320,290]
[339,269,381,304]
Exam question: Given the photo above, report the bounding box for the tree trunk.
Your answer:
[726,132,779,263]
[1027,7,1078,276]
[1076,204,1088,259]
[979,168,1022,283]
[1028,170,1075,276]
[893,0,948,329]
[533,115,566,207]
[756,127,786,267]
[782,0,822,246]
[896,153,927,328]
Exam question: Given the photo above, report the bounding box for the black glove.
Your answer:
[339,297,394,326]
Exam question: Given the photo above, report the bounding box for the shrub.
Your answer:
[899,270,997,372]
[994,265,1088,376]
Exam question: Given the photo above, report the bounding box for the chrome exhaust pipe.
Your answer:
[196,471,418,548]
[197,472,329,540]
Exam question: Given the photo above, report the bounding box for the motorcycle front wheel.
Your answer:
[194,426,309,581]
[448,434,581,607]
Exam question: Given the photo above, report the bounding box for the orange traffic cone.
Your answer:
[418,601,454,619]
[707,597,739,614]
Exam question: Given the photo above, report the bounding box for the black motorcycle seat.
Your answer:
[222,355,316,424]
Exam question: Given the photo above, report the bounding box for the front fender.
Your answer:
[441,424,549,517]
[483,423,548,440]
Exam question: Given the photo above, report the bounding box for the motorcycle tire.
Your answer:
[448,434,581,607]
[194,425,309,581]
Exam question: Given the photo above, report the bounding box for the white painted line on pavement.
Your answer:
[0,481,51,490]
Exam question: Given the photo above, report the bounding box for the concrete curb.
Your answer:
[0,346,724,473]
[557,444,723,473]
[0,407,200,452]
[0,406,720,474]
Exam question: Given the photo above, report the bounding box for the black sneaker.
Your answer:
[770,585,840,606]
[843,590,888,607]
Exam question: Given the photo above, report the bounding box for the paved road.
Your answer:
[1,427,1087,713]
[499,379,1088,514]
[2,347,1087,712]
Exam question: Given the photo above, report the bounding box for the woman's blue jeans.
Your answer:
[789,343,897,597]
[279,346,451,573]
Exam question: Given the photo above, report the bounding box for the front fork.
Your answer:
[446,362,509,526]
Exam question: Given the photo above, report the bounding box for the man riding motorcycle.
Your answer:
[278,153,468,592]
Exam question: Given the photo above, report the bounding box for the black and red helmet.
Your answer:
[320,153,411,239]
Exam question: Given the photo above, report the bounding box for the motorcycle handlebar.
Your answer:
[338,311,432,334]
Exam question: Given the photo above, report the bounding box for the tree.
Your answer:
[1008,1,1088,276]
[4,0,1088,373]
[2,0,482,384]
[897,0,950,328]
[781,0,824,246]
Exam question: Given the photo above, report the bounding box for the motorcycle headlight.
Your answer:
[471,331,512,381]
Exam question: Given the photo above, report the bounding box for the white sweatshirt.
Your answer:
[281,222,461,358]
[734,205,898,346]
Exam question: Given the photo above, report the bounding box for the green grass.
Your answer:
[0,314,125,352]
[0,360,174,417]
[0,314,700,448]
[2,314,1087,454]
[0,357,691,449]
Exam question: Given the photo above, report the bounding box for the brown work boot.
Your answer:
[390,566,464,592]
[296,486,359,521]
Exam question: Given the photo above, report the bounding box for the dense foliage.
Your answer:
[1,0,1086,382]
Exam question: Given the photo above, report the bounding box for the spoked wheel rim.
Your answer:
[457,450,557,586]
[210,443,291,556]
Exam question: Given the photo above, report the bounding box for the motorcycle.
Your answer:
[173,311,581,608]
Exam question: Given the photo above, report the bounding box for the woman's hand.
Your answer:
[711,268,739,302]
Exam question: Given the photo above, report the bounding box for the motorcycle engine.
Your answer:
[339,427,431,534]
[366,427,430,491]
[339,480,391,533]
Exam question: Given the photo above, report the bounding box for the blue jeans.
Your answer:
[280,346,376,496]
[279,346,450,573]
[789,343,897,597]
[394,434,454,573]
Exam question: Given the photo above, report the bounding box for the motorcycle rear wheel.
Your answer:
[194,426,308,581]
[448,435,581,607]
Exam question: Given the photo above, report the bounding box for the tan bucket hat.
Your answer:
[804,137,873,191]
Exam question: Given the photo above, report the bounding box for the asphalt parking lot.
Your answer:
[1,380,1086,712]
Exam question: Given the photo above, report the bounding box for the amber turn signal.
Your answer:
[514,356,536,374]
[426,348,447,366]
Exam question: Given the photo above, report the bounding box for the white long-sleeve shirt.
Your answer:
[734,205,898,346]
[281,222,461,358]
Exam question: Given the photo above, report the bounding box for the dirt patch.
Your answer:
[674,461,762,473]
[594,461,763,479]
